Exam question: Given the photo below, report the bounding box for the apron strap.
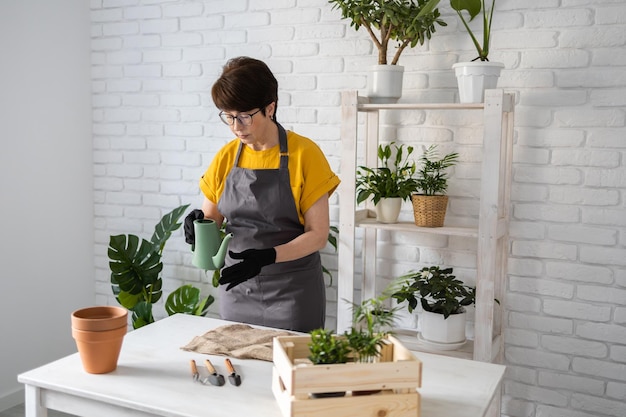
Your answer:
[277,123,289,170]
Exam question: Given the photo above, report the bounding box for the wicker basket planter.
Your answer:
[411,194,448,227]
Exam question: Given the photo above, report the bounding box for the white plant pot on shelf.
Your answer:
[375,197,402,224]
[367,65,404,104]
[452,61,504,103]
[419,309,467,345]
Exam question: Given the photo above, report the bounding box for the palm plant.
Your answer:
[415,144,459,196]
[346,296,398,362]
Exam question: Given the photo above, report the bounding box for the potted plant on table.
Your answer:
[346,296,397,363]
[390,265,475,346]
[419,0,503,102]
[411,144,459,227]
[108,204,213,329]
[307,328,351,397]
[328,0,447,103]
[306,296,398,397]
[356,141,419,224]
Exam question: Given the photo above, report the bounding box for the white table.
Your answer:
[18,314,505,417]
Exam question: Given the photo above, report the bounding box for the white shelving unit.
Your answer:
[337,89,515,365]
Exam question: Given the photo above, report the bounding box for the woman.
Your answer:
[184,57,340,332]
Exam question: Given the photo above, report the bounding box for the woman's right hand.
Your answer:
[183,209,205,245]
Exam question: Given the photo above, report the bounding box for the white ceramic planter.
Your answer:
[452,61,504,103]
[419,309,467,344]
[367,65,404,104]
[375,197,402,223]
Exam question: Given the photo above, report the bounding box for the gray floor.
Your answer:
[0,403,73,417]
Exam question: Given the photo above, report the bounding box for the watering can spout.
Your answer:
[191,220,233,271]
[212,233,233,269]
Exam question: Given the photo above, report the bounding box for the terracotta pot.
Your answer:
[71,325,127,374]
[71,306,128,331]
[71,306,128,374]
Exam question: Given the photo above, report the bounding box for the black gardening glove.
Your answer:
[184,209,205,245]
[219,248,277,291]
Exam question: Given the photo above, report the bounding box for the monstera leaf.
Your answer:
[165,284,213,317]
[151,204,189,254]
[109,234,163,310]
[131,301,154,329]
[108,205,190,328]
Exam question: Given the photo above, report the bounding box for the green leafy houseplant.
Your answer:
[108,204,213,329]
[420,0,496,61]
[328,0,447,65]
[346,296,397,362]
[308,328,351,365]
[415,144,459,196]
[390,265,475,319]
[308,296,397,366]
[356,142,419,205]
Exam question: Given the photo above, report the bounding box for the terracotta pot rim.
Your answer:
[71,306,128,331]
[72,325,127,342]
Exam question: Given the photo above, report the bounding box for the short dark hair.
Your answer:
[211,57,278,120]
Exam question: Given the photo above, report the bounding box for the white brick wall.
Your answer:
[91,1,626,416]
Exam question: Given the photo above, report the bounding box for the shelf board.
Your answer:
[394,330,502,362]
[357,99,485,111]
[355,210,478,238]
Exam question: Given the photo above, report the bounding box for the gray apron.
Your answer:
[216,123,325,332]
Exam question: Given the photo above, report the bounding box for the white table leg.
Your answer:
[24,384,48,417]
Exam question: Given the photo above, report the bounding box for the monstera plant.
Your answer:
[108,204,213,328]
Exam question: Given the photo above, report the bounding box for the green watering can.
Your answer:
[191,219,233,270]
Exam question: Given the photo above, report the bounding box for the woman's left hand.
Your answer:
[219,248,276,291]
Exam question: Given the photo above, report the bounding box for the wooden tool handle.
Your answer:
[225,358,235,374]
[204,359,217,374]
[190,359,198,375]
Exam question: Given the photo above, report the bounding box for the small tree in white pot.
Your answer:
[328,0,447,102]
[420,0,503,102]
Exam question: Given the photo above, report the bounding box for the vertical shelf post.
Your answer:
[337,91,359,333]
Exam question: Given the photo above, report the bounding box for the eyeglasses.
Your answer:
[218,109,262,126]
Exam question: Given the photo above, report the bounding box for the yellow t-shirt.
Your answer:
[199,130,340,224]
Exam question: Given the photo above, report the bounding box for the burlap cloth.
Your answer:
[181,323,295,362]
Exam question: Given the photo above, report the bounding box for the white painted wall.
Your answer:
[0,0,93,411]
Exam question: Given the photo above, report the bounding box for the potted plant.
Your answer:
[410,144,459,227]
[328,0,447,102]
[108,204,213,329]
[351,296,397,336]
[356,141,419,223]
[307,328,351,397]
[346,296,397,363]
[420,0,503,102]
[390,265,475,345]
[346,296,399,395]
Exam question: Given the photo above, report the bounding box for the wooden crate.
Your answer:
[272,334,421,417]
